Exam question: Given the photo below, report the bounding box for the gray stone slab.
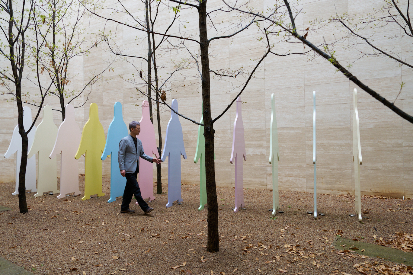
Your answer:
[334,237,413,266]
[0,257,32,275]
[0,206,10,212]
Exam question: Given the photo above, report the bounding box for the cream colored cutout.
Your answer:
[28,105,59,197]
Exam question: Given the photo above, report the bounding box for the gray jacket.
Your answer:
[118,135,153,173]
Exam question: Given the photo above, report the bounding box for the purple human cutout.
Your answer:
[161,99,186,207]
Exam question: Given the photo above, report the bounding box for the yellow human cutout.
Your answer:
[75,103,106,200]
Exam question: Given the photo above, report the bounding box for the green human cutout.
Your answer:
[75,103,106,200]
[194,114,207,211]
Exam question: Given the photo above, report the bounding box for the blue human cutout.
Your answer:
[101,102,128,203]
[4,106,37,195]
[161,99,186,208]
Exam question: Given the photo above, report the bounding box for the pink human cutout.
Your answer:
[137,100,159,201]
[50,104,82,198]
[230,96,246,213]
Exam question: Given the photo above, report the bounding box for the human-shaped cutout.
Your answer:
[137,100,159,201]
[50,104,82,198]
[353,88,363,221]
[161,99,186,208]
[194,112,207,211]
[230,96,246,213]
[269,94,280,216]
[313,91,317,218]
[101,102,128,203]
[75,103,106,200]
[4,106,37,195]
[28,105,59,197]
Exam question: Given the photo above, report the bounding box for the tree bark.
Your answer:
[145,0,153,122]
[198,0,219,252]
[150,21,163,194]
[8,0,29,213]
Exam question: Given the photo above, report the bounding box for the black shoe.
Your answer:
[144,207,154,214]
[120,209,135,214]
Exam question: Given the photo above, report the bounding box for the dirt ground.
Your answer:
[0,176,413,275]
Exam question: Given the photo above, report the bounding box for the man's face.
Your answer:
[131,125,140,136]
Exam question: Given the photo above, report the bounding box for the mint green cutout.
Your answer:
[269,94,280,215]
[194,114,207,211]
[353,89,363,221]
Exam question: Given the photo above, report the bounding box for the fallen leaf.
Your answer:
[171,262,186,269]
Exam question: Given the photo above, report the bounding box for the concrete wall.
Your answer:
[1,0,412,198]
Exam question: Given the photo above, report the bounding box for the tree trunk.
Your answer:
[8,0,29,214]
[51,0,65,121]
[145,0,153,122]
[198,0,219,252]
[18,131,29,214]
[16,87,28,214]
[150,24,163,194]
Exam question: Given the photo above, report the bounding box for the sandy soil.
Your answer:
[0,176,412,275]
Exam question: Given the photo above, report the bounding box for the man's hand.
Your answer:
[154,158,162,165]
[120,170,126,177]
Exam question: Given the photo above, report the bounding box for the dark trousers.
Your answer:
[121,170,149,212]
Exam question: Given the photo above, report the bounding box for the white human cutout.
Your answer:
[269,93,280,216]
[4,106,37,195]
[230,96,246,213]
[50,104,81,198]
[313,91,317,218]
[28,105,59,197]
[137,100,159,201]
[353,88,363,221]
[161,99,187,208]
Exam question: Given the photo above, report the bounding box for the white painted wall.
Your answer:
[1,0,412,198]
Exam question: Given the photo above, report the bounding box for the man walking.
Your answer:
[118,121,161,214]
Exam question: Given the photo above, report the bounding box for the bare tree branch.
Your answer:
[169,0,199,9]
[68,60,114,104]
[135,87,203,125]
[337,19,413,68]
[81,0,200,43]
[392,0,413,35]
[281,0,413,124]
[103,36,148,61]
[209,15,257,43]
[213,29,271,123]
